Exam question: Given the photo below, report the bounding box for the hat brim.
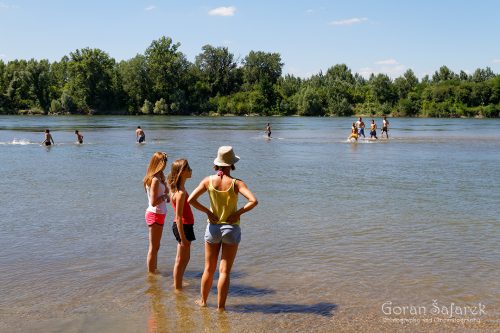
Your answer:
[213,155,240,166]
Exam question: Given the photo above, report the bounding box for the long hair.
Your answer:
[167,159,189,193]
[143,152,168,190]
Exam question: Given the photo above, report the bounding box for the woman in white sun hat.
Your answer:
[188,146,258,311]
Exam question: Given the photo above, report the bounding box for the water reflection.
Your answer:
[200,307,231,333]
[174,292,195,332]
[146,275,170,333]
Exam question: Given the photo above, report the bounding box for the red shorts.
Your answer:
[145,211,166,226]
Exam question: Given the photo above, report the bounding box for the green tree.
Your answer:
[195,45,239,97]
[141,99,153,114]
[66,48,116,112]
[242,51,283,112]
[118,55,150,112]
[296,85,325,116]
[153,98,168,114]
[394,69,418,99]
[432,66,457,82]
[145,36,190,111]
[323,64,355,115]
[369,74,397,105]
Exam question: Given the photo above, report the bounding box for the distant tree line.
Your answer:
[1,36,499,117]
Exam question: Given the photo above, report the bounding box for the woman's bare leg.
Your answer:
[197,242,221,306]
[147,224,163,273]
[217,243,238,311]
[173,241,191,290]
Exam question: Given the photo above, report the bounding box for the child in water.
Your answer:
[348,122,359,141]
[168,159,195,290]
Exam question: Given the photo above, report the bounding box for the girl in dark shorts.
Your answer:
[168,159,195,290]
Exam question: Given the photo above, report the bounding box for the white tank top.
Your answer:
[146,179,167,214]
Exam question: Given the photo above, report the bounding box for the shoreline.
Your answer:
[0,112,493,119]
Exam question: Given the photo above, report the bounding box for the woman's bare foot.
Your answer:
[217,307,225,312]
[195,299,207,307]
[148,269,162,276]
[172,282,190,288]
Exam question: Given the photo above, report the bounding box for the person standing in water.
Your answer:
[136,126,146,143]
[188,146,258,311]
[75,130,84,144]
[370,120,378,139]
[348,122,359,141]
[143,152,170,274]
[381,116,389,139]
[168,159,196,291]
[356,117,365,138]
[265,123,272,138]
[41,129,54,146]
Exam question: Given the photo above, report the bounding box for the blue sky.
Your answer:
[1,0,499,78]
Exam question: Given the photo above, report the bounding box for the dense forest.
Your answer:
[1,36,499,117]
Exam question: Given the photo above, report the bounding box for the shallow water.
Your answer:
[0,116,499,332]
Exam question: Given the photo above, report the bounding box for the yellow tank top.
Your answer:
[208,176,239,225]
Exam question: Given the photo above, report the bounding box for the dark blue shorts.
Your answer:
[172,223,196,243]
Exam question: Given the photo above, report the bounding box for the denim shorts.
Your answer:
[204,224,241,244]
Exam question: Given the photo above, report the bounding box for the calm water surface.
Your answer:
[0,116,499,332]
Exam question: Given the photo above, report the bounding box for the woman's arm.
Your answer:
[150,178,166,207]
[227,180,258,223]
[174,191,188,244]
[188,177,218,223]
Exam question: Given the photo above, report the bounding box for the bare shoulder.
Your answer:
[234,178,248,189]
[174,190,186,201]
[196,176,211,189]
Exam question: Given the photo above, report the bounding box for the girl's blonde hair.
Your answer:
[167,159,189,193]
[143,152,168,190]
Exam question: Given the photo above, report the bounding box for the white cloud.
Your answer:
[492,59,500,64]
[380,64,406,77]
[0,54,6,59]
[358,61,406,78]
[375,59,398,65]
[0,2,18,9]
[145,5,156,11]
[208,6,236,17]
[329,17,368,26]
[306,9,314,14]
[358,67,373,78]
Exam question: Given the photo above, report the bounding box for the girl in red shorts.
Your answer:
[143,152,170,274]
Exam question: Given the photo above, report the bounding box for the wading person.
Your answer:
[41,129,54,146]
[348,122,359,141]
[370,120,378,139]
[188,146,258,311]
[356,117,365,138]
[136,126,146,143]
[75,130,83,144]
[381,116,389,139]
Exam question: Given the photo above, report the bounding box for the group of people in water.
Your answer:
[143,146,258,311]
[41,129,83,146]
[348,116,390,141]
[41,125,145,146]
